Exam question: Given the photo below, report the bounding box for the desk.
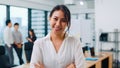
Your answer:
[86,52,112,68]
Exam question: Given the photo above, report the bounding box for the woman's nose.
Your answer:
[56,20,61,26]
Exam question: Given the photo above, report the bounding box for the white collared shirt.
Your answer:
[30,33,86,68]
[3,26,14,47]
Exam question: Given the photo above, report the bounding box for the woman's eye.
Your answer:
[53,18,57,21]
[62,19,67,22]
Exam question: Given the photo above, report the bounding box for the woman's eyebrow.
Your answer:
[53,16,65,19]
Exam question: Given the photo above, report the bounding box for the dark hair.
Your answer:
[6,19,11,26]
[14,23,19,26]
[29,29,36,37]
[49,5,71,31]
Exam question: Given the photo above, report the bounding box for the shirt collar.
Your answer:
[6,26,10,29]
[45,32,68,40]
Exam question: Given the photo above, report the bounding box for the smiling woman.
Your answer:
[30,5,86,68]
[49,10,68,35]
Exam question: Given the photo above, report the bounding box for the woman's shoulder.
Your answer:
[34,37,46,43]
[67,35,80,42]
[34,37,48,47]
[67,35,82,48]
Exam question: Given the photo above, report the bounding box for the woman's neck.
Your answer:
[50,32,65,41]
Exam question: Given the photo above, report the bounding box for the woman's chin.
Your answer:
[53,30,62,35]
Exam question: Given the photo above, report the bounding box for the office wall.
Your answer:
[95,0,120,54]
[69,13,95,48]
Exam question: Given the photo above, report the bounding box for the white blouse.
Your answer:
[30,34,86,68]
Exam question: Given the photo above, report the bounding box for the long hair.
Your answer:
[28,29,36,37]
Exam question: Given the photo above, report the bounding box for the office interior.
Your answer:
[0,0,120,68]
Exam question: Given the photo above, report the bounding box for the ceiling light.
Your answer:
[79,1,84,5]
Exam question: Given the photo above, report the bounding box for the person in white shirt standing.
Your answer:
[30,5,86,68]
[3,19,14,66]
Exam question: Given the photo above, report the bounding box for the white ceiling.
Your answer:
[65,0,94,9]
[19,0,63,5]
[18,0,94,9]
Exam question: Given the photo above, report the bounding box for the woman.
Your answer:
[24,29,36,63]
[30,5,85,68]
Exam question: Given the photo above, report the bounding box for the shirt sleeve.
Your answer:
[4,28,11,47]
[20,31,23,43]
[74,39,86,68]
[30,40,43,68]
[12,32,15,43]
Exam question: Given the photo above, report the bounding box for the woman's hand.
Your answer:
[34,63,44,68]
[27,38,33,42]
[66,63,75,68]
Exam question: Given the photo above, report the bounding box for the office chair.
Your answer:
[0,46,11,68]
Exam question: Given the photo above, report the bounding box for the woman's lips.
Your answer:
[54,27,62,31]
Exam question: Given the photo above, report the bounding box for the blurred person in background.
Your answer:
[3,19,14,66]
[12,23,24,65]
[24,29,36,63]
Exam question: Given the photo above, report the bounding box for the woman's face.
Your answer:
[49,10,68,35]
[29,31,32,36]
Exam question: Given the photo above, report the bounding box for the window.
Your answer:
[47,11,51,33]
[0,5,6,45]
[31,9,45,38]
[10,6,28,42]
